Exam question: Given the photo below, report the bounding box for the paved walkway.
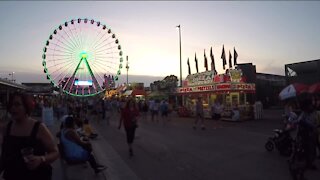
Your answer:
[49,115,139,180]
[0,114,139,180]
[51,115,139,180]
[1,108,319,180]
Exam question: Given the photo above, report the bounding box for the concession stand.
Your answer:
[105,89,118,99]
[113,83,147,100]
[176,69,255,121]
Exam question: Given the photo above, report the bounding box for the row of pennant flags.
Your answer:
[187,45,238,75]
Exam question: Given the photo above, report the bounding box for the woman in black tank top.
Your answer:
[0,93,59,180]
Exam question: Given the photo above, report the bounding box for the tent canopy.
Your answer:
[122,89,146,96]
[308,82,320,94]
[122,90,133,96]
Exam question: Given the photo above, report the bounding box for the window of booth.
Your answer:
[230,92,239,106]
[239,93,245,105]
[209,94,217,105]
[225,94,231,107]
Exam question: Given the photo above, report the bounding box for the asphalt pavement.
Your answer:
[1,108,319,180]
[89,108,320,180]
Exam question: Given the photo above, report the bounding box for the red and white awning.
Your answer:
[308,82,320,94]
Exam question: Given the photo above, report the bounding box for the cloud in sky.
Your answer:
[0,70,165,87]
[0,1,320,86]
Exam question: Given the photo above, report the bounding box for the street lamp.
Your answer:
[8,72,15,82]
[176,25,182,87]
[126,56,129,84]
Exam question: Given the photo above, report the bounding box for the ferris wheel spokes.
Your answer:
[61,56,102,95]
[82,57,103,92]
[43,18,123,97]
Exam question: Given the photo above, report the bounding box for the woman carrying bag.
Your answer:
[118,99,140,157]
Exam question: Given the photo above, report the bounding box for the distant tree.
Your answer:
[163,75,178,92]
[150,75,178,92]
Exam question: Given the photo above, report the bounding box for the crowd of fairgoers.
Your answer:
[29,95,172,128]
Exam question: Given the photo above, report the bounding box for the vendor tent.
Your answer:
[122,90,133,96]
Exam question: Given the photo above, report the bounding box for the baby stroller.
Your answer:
[265,128,294,156]
[265,112,297,156]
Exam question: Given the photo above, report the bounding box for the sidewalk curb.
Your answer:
[91,123,141,180]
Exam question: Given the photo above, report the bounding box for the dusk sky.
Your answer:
[0,1,320,86]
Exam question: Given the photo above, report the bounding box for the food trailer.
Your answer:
[176,69,255,121]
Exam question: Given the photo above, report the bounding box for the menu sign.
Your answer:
[185,71,214,86]
[233,83,255,91]
[229,69,242,82]
[177,83,255,93]
[178,85,215,93]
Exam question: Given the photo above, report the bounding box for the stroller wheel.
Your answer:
[265,141,274,151]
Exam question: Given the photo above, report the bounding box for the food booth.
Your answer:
[114,83,147,100]
[104,89,119,99]
[176,69,255,121]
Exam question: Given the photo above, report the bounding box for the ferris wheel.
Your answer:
[42,18,124,97]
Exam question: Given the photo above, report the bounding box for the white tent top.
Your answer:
[122,90,133,96]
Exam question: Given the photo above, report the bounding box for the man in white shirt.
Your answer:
[193,97,205,130]
[254,101,263,120]
[149,99,156,122]
[212,101,223,120]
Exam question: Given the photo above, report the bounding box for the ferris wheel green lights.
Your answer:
[42,18,124,97]
[80,51,88,59]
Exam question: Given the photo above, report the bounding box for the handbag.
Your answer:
[132,117,138,128]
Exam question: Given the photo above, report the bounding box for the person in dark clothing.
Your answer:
[142,100,149,120]
[298,97,318,170]
[101,99,106,120]
[0,92,59,180]
[118,99,139,157]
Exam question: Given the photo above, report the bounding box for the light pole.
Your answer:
[176,25,184,107]
[8,72,15,82]
[176,25,182,87]
[126,56,129,85]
